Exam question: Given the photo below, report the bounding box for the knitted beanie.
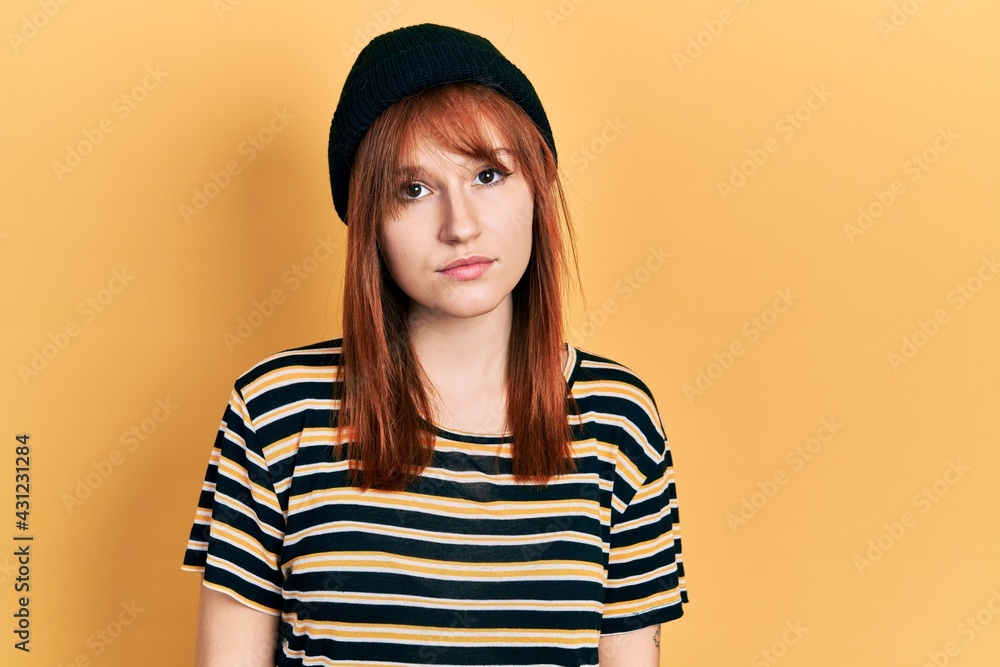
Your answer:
[327,23,557,225]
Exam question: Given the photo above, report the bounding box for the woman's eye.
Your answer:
[400,169,506,201]
[402,183,426,199]
[475,168,505,186]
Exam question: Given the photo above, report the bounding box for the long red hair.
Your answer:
[334,82,582,490]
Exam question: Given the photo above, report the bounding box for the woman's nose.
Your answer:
[439,185,482,244]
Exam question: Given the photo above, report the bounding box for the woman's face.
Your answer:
[378,127,534,327]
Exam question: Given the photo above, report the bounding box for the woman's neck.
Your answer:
[407,296,513,432]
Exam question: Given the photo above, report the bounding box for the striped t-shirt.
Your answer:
[182,338,687,666]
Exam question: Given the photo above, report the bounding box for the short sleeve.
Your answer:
[181,386,286,615]
[601,405,688,635]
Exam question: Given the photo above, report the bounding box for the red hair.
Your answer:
[334,82,582,490]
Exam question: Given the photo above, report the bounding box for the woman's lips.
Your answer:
[438,260,494,280]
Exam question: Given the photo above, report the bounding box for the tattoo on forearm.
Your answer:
[653,627,660,648]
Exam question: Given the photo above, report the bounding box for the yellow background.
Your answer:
[2,0,998,664]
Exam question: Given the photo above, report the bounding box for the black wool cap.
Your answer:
[327,23,557,225]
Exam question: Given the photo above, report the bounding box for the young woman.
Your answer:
[183,22,687,667]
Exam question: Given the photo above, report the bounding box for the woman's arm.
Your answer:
[598,624,661,666]
[195,583,281,667]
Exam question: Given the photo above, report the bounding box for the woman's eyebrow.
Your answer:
[394,149,515,179]
[393,165,426,181]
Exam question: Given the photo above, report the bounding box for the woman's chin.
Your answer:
[409,294,511,325]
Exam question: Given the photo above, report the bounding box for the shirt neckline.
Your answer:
[431,343,580,443]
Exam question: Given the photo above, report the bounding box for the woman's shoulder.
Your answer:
[568,344,668,455]
[569,344,659,400]
[230,337,344,402]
